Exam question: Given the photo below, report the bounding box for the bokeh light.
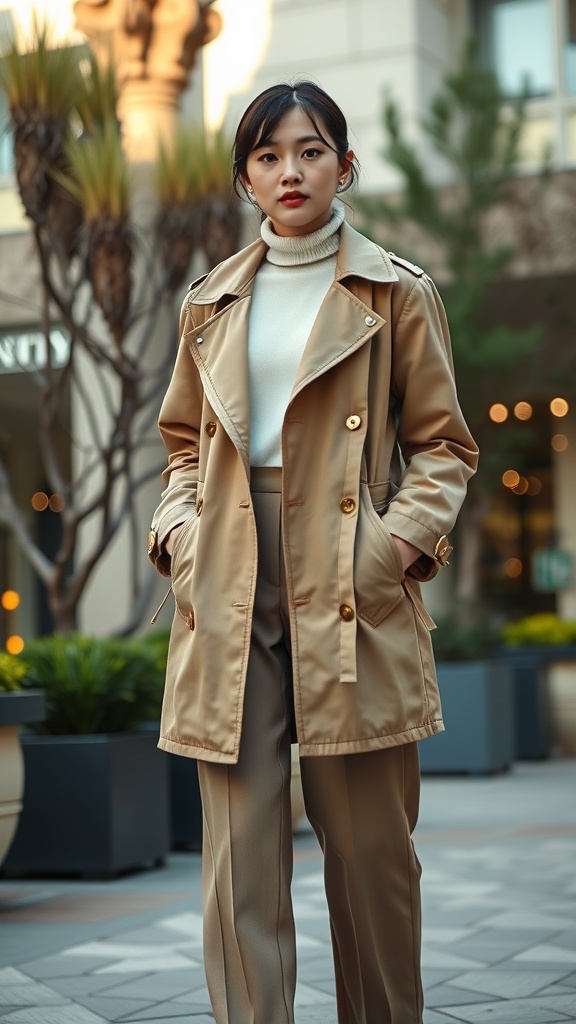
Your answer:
[49,494,65,512]
[512,477,529,495]
[489,403,508,423]
[514,402,532,421]
[550,398,569,417]
[6,635,24,655]
[505,558,523,578]
[1,590,20,611]
[551,434,568,452]
[502,469,520,488]
[31,491,49,511]
[526,477,542,496]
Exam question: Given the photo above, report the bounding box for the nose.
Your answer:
[281,157,302,185]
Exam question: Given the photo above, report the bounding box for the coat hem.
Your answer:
[158,735,239,764]
[297,719,445,758]
[158,719,444,763]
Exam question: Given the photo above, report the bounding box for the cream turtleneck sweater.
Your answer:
[248,202,345,467]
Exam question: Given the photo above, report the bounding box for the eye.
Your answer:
[258,152,277,163]
[302,147,321,158]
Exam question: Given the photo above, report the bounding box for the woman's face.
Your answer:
[243,106,353,237]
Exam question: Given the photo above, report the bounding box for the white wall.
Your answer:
[207,0,467,193]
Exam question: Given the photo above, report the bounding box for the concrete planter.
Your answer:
[2,731,169,879]
[499,645,576,759]
[419,660,515,775]
[0,690,45,869]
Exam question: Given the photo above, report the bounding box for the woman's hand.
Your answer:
[390,534,421,573]
[164,524,184,557]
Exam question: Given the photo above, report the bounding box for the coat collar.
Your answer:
[185,221,397,472]
[188,220,398,304]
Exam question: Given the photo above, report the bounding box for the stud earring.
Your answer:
[337,177,347,192]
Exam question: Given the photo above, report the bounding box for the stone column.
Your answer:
[74,0,222,161]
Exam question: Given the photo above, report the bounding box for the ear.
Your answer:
[338,149,355,184]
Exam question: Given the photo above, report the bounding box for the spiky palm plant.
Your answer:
[155,123,240,288]
[56,117,132,345]
[0,22,83,257]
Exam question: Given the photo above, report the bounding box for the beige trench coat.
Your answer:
[148,221,478,763]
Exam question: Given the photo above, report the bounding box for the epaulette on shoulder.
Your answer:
[187,273,208,295]
[387,252,425,277]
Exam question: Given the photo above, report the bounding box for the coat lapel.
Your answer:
[184,221,399,464]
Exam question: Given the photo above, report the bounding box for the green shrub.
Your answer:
[17,634,164,734]
[431,617,499,662]
[0,652,28,692]
[501,613,576,648]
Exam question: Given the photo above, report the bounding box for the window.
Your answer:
[474,0,576,165]
[476,0,554,96]
[566,0,576,92]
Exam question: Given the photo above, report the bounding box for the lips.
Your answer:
[280,191,307,207]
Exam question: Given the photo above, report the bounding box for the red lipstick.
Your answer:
[280,190,307,208]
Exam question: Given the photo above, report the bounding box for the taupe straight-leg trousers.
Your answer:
[197,468,424,1024]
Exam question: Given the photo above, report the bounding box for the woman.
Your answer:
[149,81,478,1024]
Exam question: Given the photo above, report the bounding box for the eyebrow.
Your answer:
[252,134,325,151]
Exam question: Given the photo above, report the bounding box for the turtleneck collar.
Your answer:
[261,201,345,266]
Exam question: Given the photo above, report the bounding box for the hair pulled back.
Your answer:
[232,80,359,200]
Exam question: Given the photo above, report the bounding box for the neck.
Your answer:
[261,201,345,266]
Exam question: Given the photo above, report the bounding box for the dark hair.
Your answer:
[232,80,360,200]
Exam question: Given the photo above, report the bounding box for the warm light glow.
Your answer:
[489,403,508,423]
[550,397,569,417]
[527,476,542,496]
[31,491,49,511]
[6,635,24,655]
[505,558,523,578]
[512,477,529,495]
[514,401,533,421]
[1,590,20,611]
[502,469,520,488]
[551,434,569,452]
[49,493,65,512]
[203,0,273,132]
[6,0,83,49]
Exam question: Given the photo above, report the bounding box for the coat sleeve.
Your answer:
[148,302,205,577]
[383,272,479,582]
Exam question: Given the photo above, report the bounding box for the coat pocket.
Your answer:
[354,482,405,627]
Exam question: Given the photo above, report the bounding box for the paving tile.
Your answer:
[41,975,148,999]
[421,950,487,970]
[73,996,155,1020]
[0,984,69,1008]
[481,911,576,931]
[0,1008,108,1024]
[19,957,119,979]
[101,970,205,1001]
[424,1010,469,1024]
[449,969,570,999]
[513,944,576,965]
[294,982,336,1007]
[95,954,200,973]
[120,1001,210,1020]
[429,998,572,1023]
[425,984,493,1007]
[293,1007,336,1024]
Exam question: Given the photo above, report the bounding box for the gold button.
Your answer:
[339,604,355,622]
[340,497,356,514]
[205,421,217,437]
[147,530,156,555]
[345,414,361,431]
[185,609,195,630]
[196,498,204,516]
[434,535,453,566]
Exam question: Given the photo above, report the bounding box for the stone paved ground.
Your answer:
[0,758,575,1024]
